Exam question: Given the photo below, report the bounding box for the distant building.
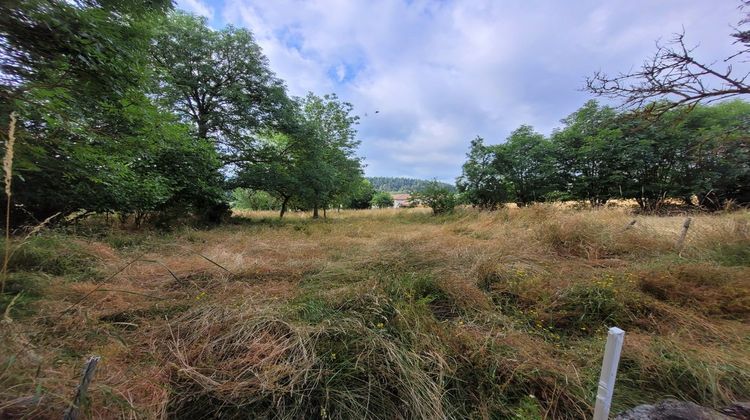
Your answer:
[392,193,412,208]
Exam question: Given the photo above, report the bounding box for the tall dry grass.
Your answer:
[1,205,748,418]
[1,112,16,294]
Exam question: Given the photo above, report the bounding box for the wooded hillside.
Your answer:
[367,177,456,193]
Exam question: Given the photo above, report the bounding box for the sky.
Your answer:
[176,0,746,183]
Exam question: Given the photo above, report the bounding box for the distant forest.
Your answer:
[367,177,456,193]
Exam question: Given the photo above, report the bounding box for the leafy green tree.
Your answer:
[232,131,303,218]
[341,179,375,209]
[613,108,689,211]
[608,100,750,211]
[495,125,559,206]
[413,181,456,215]
[457,99,750,213]
[551,100,623,206]
[0,2,229,227]
[456,137,511,210]
[371,192,394,208]
[151,12,292,157]
[231,189,280,210]
[296,93,362,218]
[1,0,170,108]
[679,100,750,209]
[11,90,224,226]
[232,92,364,219]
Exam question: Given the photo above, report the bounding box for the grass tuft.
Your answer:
[1,206,748,418]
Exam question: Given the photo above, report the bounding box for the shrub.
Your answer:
[370,191,394,208]
[231,188,280,210]
[413,180,456,215]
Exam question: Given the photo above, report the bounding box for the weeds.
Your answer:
[1,206,749,418]
[0,236,98,279]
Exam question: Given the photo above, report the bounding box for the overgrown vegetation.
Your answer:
[367,177,456,193]
[1,1,749,418]
[1,207,748,418]
[1,3,365,227]
[457,100,750,212]
[413,180,457,214]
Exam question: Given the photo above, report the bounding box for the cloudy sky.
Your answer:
[176,0,745,183]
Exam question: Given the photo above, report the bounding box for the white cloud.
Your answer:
[216,0,747,182]
[177,0,214,19]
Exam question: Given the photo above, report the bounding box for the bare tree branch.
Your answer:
[586,3,750,111]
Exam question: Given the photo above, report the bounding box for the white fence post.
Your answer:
[593,327,625,420]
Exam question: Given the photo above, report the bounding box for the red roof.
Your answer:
[392,193,411,201]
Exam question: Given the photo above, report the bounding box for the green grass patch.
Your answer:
[1,235,99,279]
[0,272,49,318]
[711,242,750,266]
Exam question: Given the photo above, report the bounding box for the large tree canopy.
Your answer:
[456,136,512,210]
[0,5,366,227]
[497,125,559,206]
[151,12,293,159]
[1,0,170,110]
[231,93,364,218]
[0,0,230,227]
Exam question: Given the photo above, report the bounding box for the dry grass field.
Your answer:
[1,206,749,418]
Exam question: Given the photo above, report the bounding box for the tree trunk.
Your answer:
[312,204,319,219]
[134,211,145,228]
[197,120,209,140]
[279,196,290,219]
[323,206,327,219]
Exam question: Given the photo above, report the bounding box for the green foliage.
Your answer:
[456,137,512,210]
[367,177,455,193]
[458,99,750,211]
[231,189,280,210]
[497,125,561,206]
[341,179,375,209]
[1,2,228,227]
[679,101,750,209]
[9,91,225,226]
[1,0,170,106]
[0,236,97,279]
[233,93,364,218]
[1,5,370,228]
[551,100,622,207]
[413,180,456,215]
[152,12,290,148]
[296,93,363,217]
[371,191,394,208]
